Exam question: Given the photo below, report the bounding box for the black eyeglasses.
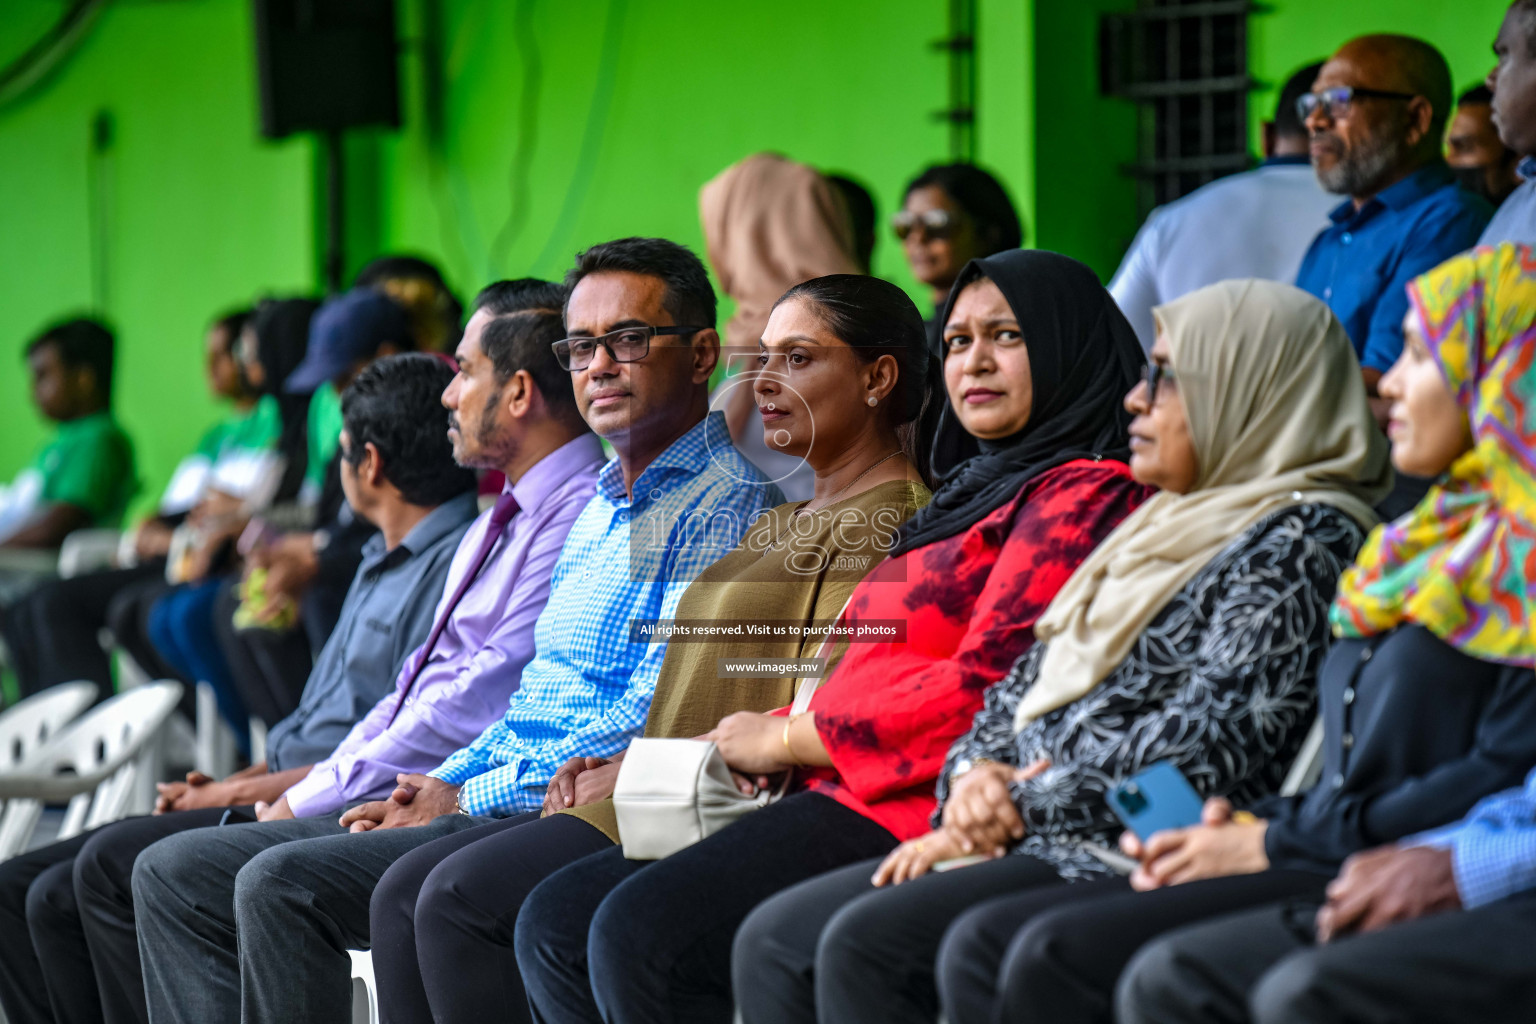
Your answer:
[892,209,957,241]
[1141,362,1177,405]
[552,325,708,372]
[1296,86,1417,122]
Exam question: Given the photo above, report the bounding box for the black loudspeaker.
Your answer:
[253,0,401,139]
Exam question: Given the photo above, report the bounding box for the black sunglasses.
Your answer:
[1296,85,1417,121]
[1141,362,1177,405]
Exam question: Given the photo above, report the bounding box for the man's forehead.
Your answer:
[1315,57,1366,88]
[457,311,492,360]
[1321,43,1416,92]
[566,271,667,331]
[1497,9,1519,51]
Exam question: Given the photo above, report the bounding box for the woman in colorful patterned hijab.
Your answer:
[854,244,1536,1024]
[1332,241,1536,665]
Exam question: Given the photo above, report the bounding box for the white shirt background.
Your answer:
[1109,161,1338,351]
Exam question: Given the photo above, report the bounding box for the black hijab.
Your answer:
[890,249,1144,557]
[250,297,321,503]
[250,298,319,396]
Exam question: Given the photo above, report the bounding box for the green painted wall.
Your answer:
[1033,0,1138,281]
[0,1,315,518]
[0,0,1033,512]
[0,0,1516,514]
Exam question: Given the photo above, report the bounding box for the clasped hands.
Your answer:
[337,773,462,832]
[154,770,224,814]
[535,712,792,819]
[154,761,268,814]
[1313,843,1459,943]
[542,756,622,815]
[873,760,1049,887]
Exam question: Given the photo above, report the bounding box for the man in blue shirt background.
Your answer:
[1295,34,1492,421]
[1481,0,1536,246]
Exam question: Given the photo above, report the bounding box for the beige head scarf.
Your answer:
[699,153,862,351]
[1014,279,1392,729]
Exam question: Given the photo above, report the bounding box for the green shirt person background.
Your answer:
[0,318,136,551]
[300,382,343,506]
[130,309,280,568]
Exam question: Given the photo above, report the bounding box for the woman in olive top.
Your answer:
[365,274,936,1024]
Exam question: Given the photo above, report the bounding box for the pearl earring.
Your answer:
[867,395,878,407]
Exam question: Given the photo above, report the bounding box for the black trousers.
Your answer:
[0,563,169,699]
[515,792,899,1024]
[734,851,1068,1024]
[1119,889,1536,1024]
[212,580,312,727]
[371,811,614,1024]
[0,828,95,1024]
[0,807,237,1024]
[934,869,1327,1024]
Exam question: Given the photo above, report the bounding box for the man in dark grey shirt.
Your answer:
[154,355,479,809]
[249,488,478,777]
[0,353,478,1024]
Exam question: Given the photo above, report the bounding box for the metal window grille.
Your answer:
[1101,0,1255,217]
[933,0,977,162]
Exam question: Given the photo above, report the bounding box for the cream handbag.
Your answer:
[613,673,823,861]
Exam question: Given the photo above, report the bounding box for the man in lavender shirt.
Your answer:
[14,284,600,1024]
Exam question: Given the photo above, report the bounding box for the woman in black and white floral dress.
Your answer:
[730,280,1392,1024]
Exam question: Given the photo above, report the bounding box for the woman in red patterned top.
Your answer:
[514,250,1156,1024]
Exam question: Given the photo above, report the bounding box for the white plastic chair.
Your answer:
[0,681,183,859]
[349,949,379,1024]
[249,716,268,766]
[0,548,60,576]
[194,682,238,780]
[57,530,124,578]
[0,682,97,771]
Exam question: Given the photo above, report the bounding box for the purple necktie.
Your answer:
[386,491,520,726]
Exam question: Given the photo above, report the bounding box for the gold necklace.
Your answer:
[763,450,904,553]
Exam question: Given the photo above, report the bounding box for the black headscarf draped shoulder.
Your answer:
[251,297,321,504]
[890,249,1145,557]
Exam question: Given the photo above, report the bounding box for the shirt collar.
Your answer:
[1261,154,1311,167]
[510,432,605,511]
[595,410,725,504]
[56,410,114,436]
[1374,161,1455,211]
[382,490,481,568]
[1520,156,1536,181]
[1326,162,1454,225]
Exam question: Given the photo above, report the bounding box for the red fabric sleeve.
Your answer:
[811,460,1151,808]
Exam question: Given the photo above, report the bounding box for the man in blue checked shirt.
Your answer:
[133,238,781,1024]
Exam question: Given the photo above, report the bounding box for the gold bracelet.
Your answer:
[782,713,803,767]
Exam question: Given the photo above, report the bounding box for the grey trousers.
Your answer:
[133,812,494,1024]
[1118,890,1536,1024]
